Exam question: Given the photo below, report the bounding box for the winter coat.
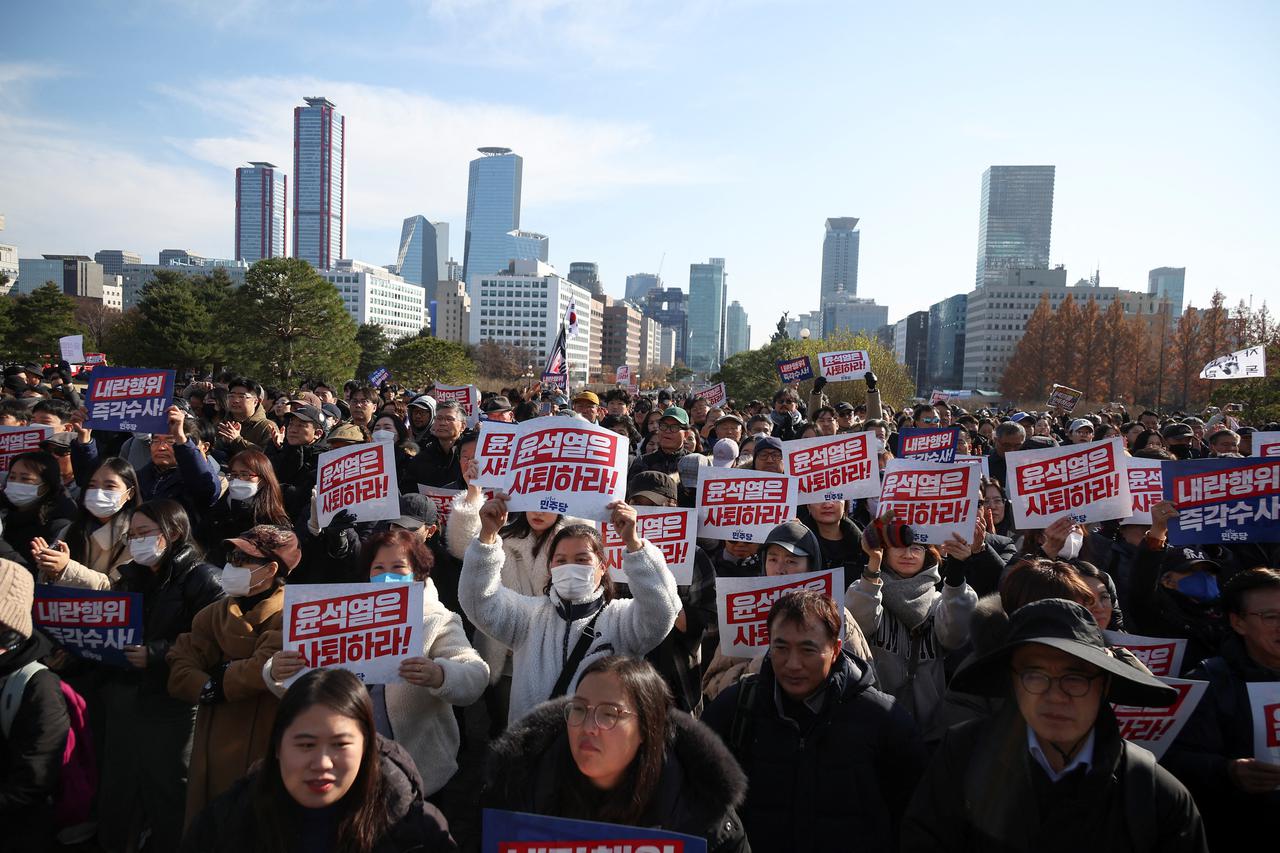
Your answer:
[486,697,749,853]
[180,735,456,853]
[846,563,978,732]
[949,534,1016,598]
[73,436,223,527]
[901,703,1207,853]
[220,404,278,455]
[1125,542,1228,673]
[0,630,69,849]
[1,491,77,566]
[459,536,680,723]
[702,650,925,853]
[167,584,285,824]
[197,493,287,567]
[406,436,462,490]
[1163,635,1280,849]
[264,578,488,795]
[39,508,132,590]
[268,440,325,520]
[628,447,687,478]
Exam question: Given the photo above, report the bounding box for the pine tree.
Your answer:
[8,282,81,359]
[385,336,475,387]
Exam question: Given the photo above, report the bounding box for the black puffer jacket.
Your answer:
[269,440,326,521]
[1126,543,1228,673]
[486,697,749,853]
[180,735,455,853]
[0,631,69,849]
[1,492,77,569]
[702,650,925,853]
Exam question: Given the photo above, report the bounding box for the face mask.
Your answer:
[227,479,259,502]
[550,562,599,603]
[84,488,127,517]
[372,429,397,443]
[221,563,256,596]
[1058,529,1084,561]
[4,481,40,508]
[203,404,218,419]
[371,572,413,584]
[129,536,164,567]
[1176,572,1220,602]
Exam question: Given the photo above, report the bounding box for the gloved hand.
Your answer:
[942,554,967,587]
[864,371,878,391]
[199,660,232,705]
[325,509,359,551]
[813,377,828,394]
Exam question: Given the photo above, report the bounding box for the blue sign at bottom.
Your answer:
[483,809,706,853]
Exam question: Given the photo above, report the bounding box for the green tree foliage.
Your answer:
[356,323,392,378]
[129,270,219,370]
[228,258,359,385]
[7,282,80,359]
[1209,301,1280,423]
[385,336,475,388]
[667,363,694,384]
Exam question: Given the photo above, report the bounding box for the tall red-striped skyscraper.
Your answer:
[293,96,345,269]
[235,162,287,263]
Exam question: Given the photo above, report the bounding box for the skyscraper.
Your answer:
[821,218,860,305]
[927,294,967,391]
[643,288,689,366]
[1148,267,1186,316]
[462,147,523,290]
[293,97,345,269]
[687,258,727,373]
[725,301,750,357]
[568,262,603,296]
[235,162,287,263]
[975,165,1055,289]
[395,216,448,286]
[93,249,141,278]
[625,272,661,303]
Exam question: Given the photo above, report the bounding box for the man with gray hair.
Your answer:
[407,399,465,488]
[987,420,1027,489]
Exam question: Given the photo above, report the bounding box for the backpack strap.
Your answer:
[0,660,48,737]
[548,605,607,700]
[728,672,760,761]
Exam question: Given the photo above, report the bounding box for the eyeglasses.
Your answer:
[564,700,636,730]
[920,418,941,425]
[1245,610,1280,627]
[981,497,1005,507]
[657,422,684,433]
[227,392,255,400]
[1014,669,1105,697]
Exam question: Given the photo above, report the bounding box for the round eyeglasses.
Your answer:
[1014,669,1105,698]
[564,700,636,730]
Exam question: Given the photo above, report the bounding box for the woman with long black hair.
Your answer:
[197,448,291,565]
[2,449,77,566]
[32,456,142,589]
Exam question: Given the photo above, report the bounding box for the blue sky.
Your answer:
[4,1,1278,348]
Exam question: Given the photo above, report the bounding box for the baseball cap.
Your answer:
[1068,418,1094,433]
[712,438,739,467]
[660,406,690,426]
[1161,423,1195,440]
[753,435,784,456]
[1161,546,1222,577]
[482,395,513,413]
[835,402,855,414]
[714,413,745,428]
[40,431,75,452]
[628,471,678,505]
[763,520,821,560]
[1009,412,1032,423]
[226,525,302,574]
[573,391,600,406]
[392,493,438,531]
[283,404,324,425]
[327,423,366,444]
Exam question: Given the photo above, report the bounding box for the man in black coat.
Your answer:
[406,400,465,489]
[629,406,690,477]
[703,589,925,853]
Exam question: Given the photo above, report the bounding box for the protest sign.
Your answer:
[697,468,796,542]
[368,366,391,387]
[1047,384,1083,412]
[1200,346,1266,380]
[1161,457,1280,545]
[0,424,54,475]
[481,419,628,521]
[284,583,423,685]
[315,443,400,528]
[33,587,143,667]
[541,370,567,390]
[84,353,108,367]
[599,506,697,586]
[432,383,480,427]
[1248,682,1280,765]
[784,431,880,503]
[776,355,814,383]
[615,365,630,385]
[693,382,727,408]
[1253,431,1280,458]
[1103,631,1187,678]
[1005,437,1130,529]
[955,454,990,479]
[482,809,706,853]
[816,349,870,381]
[929,389,950,405]
[1124,457,1164,526]
[878,459,979,545]
[59,334,85,364]
[84,367,176,433]
[417,485,463,530]
[1112,677,1208,760]
[715,568,844,657]
[898,427,962,463]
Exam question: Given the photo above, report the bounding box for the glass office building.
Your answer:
[975,166,1055,289]
[293,97,344,269]
[821,217,860,304]
[1148,267,1185,316]
[462,147,523,291]
[687,258,727,373]
[395,216,448,286]
[236,162,287,263]
[927,293,967,391]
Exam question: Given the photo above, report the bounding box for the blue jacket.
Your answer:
[73,437,221,523]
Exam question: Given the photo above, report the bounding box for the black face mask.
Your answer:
[203,405,218,420]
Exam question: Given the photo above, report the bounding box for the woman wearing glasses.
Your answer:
[197,448,291,566]
[486,656,748,853]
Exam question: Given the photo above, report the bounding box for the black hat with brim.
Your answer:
[949,598,1178,708]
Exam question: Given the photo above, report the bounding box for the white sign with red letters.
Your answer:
[877,459,980,545]
[1111,677,1208,760]
[284,582,423,685]
[1005,437,1131,529]
[315,443,401,528]
[715,568,844,657]
[816,349,871,381]
[599,507,697,586]
[784,431,880,503]
[697,468,797,543]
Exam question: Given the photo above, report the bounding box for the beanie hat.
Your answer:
[0,558,35,639]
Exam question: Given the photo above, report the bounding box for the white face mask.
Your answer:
[371,429,397,443]
[84,488,127,518]
[227,479,260,502]
[1058,528,1085,561]
[221,563,255,596]
[4,481,41,508]
[550,562,599,603]
[129,535,164,566]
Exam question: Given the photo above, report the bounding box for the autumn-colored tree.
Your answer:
[999,294,1055,400]
[1075,298,1103,401]
[1047,294,1083,391]
[1094,299,1130,402]
[1209,300,1280,423]
[1167,307,1203,409]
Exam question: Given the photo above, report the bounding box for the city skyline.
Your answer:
[3,2,1277,350]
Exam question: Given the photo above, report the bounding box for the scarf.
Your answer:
[880,564,941,630]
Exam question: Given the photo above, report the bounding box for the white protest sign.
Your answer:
[1248,681,1280,765]
[59,334,85,364]
[315,443,401,528]
[693,382,727,408]
[1005,437,1130,529]
[1200,346,1266,380]
[1124,457,1164,526]
[1253,431,1280,458]
[432,383,480,427]
[615,365,631,385]
[482,419,629,521]
[1103,630,1188,678]
[877,459,980,545]
[697,468,796,543]
[1047,384,1083,413]
[955,454,990,479]
[784,431,880,504]
[0,424,54,475]
[715,568,844,657]
[473,421,519,490]
[816,349,871,381]
[283,582,424,685]
[599,506,697,586]
[1112,677,1208,760]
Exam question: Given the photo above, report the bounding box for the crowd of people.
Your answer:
[0,357,1277,852]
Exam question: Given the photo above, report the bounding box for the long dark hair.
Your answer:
[67,457,142,564]
[132,499,199,566]
[251,669,388,853]
[228,449,290,526]
[5,451,66,522]
[554,656,672,826]
[542,523,616,602]
[501,511,563,558]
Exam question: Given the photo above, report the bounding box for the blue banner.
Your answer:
[369,366,391,387]
[776,355,814,383]
[542,370,567,390]
[33,587,145,667]
[482,810,706,853]
[1161,457,1280,545]
[84,367,175,433]
[898,427,962,464]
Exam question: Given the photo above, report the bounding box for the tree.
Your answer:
[228,258,360,386]
[1167,307,1204,409]
[468,340,538,380]
[1047,294,1082,392]
[771,314,790,343]
[74,301,123,353]
[0,297,15,361]
[1076,298,1103,402]
[130,271,219,371]
[7,282,80,359]
[384,336,475,388]
[1094,299,1130,403]
[667,363,694,384]
[1000,295,1055,401]
[356,323,392,379]
[1209,300,1280,423]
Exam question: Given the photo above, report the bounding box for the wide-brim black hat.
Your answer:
[950,598,1178,707]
